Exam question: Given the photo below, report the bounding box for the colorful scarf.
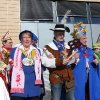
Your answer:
[11,45,42,93]
[53,39,65,58]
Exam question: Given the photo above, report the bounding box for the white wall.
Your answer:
[21,22,100,49]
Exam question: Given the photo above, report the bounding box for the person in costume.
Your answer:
[0,31,12,100]
[42,24,75,100]
[32,33,46,100]
[32,32,59,100]
[70,22,100,100]
[9,30,42,100]
[93,42,100,79]
[0,31,13,87]
[32,33,39,47]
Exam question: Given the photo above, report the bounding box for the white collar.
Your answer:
[47,42,58,50]
[47,41,70,50]
[19,45,36,54]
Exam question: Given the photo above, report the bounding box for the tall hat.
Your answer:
[71,22,86,39]
[1,31,12,42]
[50,24,70,33]
[93,34,100,49]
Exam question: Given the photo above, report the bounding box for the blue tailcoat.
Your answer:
[74,47,100,100]
[10,47,41,97]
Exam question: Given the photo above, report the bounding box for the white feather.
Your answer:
[61,10,71,24]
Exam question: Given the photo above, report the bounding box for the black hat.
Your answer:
[50,24,70,33]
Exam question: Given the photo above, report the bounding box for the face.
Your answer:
[96,48,100,53]
[32,40,38,46]
[3,39,13,48]
[54,31,65,41]
[21,33,32,48]
[80,36,87,46]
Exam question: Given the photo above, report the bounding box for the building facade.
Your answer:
[0,0,20,46]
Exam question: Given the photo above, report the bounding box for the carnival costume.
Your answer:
[10,30,42,97]
[69,22,100,100]
[0,31,12,84]
[43,24,75,100]
[93,41,100,79]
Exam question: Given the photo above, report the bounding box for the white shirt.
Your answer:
[0,77,10,100]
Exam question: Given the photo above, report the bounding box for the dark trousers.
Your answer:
[11,96,40,100]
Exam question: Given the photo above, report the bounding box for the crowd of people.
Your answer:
[0,22,100,100]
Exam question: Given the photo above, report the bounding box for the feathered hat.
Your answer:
[1,31,12,42]
[71,22,86,39]
[50,24,70,33]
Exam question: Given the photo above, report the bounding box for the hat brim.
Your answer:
[65,27,70,33]
[93,47,100,49]
[50,26,70,33]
